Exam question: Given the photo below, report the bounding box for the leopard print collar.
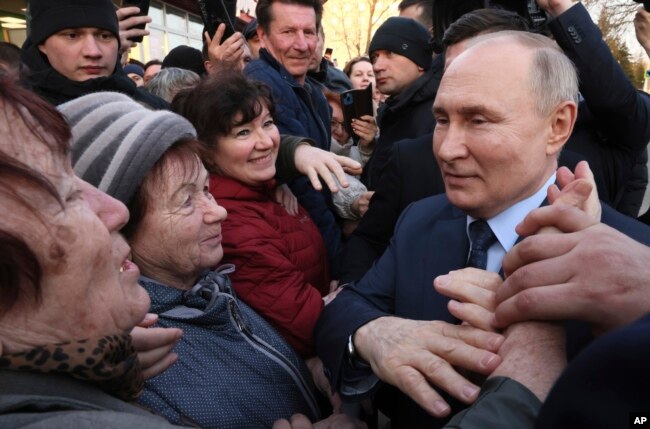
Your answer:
[0,333,143,401]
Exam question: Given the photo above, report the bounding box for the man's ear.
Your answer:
[546,100,577,157]
[204,60,213,75]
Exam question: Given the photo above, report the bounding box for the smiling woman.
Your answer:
[178,70,332,359]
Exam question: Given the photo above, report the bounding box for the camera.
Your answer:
[431,0,548,53]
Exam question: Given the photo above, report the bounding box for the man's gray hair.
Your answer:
[145,67,201,103]
[470,31,579,115]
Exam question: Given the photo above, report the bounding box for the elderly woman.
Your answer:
[0,79,182,427]
[61,91,357,428]
[179,71,336,359]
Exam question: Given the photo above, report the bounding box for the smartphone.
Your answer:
[122,0,150,43]
[196,0,237,40]
[340,84,374,144]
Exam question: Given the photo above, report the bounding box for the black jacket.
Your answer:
[363,55,443,189]
[21,37,168,110]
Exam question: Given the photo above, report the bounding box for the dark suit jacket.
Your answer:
[535,312,650,429]
[553,4,650,215]
[339,2,650,283]
[340,133,442,283]
[316,194,650,428]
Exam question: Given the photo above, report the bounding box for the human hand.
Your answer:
[323,288,343,305]
[204,24,246,72]
[433,268,502,332]
[116,6,152,55]
[350,191,374,217]
[351,115,377,150]
[353,316,504,417]
[497,204,650,333]
[131,314,182,380]
[272,413,367,429]
[547,161,600,222]
[305,357,342,412]
[294,145,362,192]
[635,6,650,55]
[274,183,299,216]
[534,0,575,17]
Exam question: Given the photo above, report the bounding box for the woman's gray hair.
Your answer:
[145,67,201,103]
[469,30,579,115]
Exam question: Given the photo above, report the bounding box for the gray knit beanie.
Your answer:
[59,92,197,205]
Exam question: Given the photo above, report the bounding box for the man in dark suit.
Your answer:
[315,30,650,429]
[339,2,650,284]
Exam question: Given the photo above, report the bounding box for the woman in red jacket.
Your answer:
[179,70,333,358]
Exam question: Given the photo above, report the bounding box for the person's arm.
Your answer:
[496,204,650,333]
[545,0,650,155]
[443,321,565,429]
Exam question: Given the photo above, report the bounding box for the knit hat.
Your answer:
[58,92,197,205]
[28,0,120,46]
[124,64,144,77]
[162,45,206,76]
[368,17,433,70]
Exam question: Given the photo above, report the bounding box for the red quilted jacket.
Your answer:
[210,175,330,358]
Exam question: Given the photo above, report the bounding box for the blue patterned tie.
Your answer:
[466,220,497,270]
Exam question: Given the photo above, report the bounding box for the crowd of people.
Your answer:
[1,0,650,428]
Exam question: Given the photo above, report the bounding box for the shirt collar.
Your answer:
[467,173,556,255]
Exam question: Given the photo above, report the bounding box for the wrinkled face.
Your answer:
[38,27,118,81]
[349,60,375,91]
[143,64,161,84]
[212,103,280,186]
[329,100,348,145]
[371,49,424,96]
[0,104,149,341]
[130,153,228,285]
[432,43,557,219]
[258,3,318,84]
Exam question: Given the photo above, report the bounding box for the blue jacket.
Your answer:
[138,266,321,429]
[245,49,343,275]
[245,49,331,151]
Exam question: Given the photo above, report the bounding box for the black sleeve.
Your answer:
[444,377,541,429]
[339,143,404,282]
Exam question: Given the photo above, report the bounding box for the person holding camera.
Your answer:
[20,0,167,109]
